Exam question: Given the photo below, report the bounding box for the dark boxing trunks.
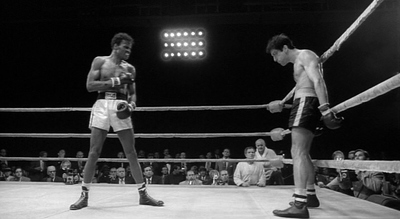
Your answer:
[288,96,320,132]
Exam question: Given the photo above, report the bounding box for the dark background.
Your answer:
[1,0,399,160]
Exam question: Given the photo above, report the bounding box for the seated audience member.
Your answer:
[160,166,169,184]
[7,167,31,182]
[1,166,13,181]
[75,169,97,184]
[234,147,266,187]
[197,167,211,184]
[97,165,111,183]
[179,170,203,185]
[254,139,284,185]
[143,166,162,184]
[116,151,127,168]
[215,170,235,186]
[28,151,48,182]
[203,169,220,185]
[215,148,237,180]
[71,151,85,174]
[352,149,385,200]
[110,167,135,184]
[58,160,72,178]
[0,149,8,166]
[347,150,356,160]
[42,166,64,182]
[165,165,186,185]
[319,151,355,196]
[52,149,66,170]
[204,152,215,171]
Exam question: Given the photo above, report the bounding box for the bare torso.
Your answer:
[293,50,320,98]
[98,56,135,94]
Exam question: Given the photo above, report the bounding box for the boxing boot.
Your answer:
[273,201,309,218]
[70,187,89,210]
[289,194,320,208]
[138,183,164,206]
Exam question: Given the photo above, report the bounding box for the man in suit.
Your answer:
[110,167,135,184]
[215,148,237,179]
[28,151,48,182]
[179,170,202,185]
[143,165,162,184]
[216,170,235,185]
[71,151,85,174]
[42,166,64,182]
[165,165,186,185]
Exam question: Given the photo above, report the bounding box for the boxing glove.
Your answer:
[116,102,134,119]
[270,128,285,141]
[111,73,134,87]
[267,100,283,113]
[318,103,343,130]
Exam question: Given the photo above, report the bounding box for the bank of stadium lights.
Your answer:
[161,28,207,61]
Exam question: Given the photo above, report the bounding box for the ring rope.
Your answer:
[319,0,385,63]
[282,0,385,103]
[0,104,292,113]
[0,132,273,138]
[0,157,398,173]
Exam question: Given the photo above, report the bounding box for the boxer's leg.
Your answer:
[117,129,164,207]
[70,128,107,210]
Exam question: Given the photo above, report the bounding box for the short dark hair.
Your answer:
[244,146,255,155]
[111,33,134,49]
[266,33,295,54]
[355,149,370,159]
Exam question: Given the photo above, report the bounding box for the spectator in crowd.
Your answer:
[215,170,235,186]
[204,169,220,185]
[42,165,64,182]
[0,148,8,166]
[1,166,13,181]
[7,167,31,182]
[71,151,85,174]
[138,150,146,158]
[165,165,185,185]
[352,149,385,200]
[143,153,161,176]
[179,170,203,185]
[97,165,111,183]
[180,152,189,172]
[197,167,211,184]
[204,152,214,171]
[28,151,48,182]
[348,150,356,160]
[234,147,266,187]
[163,149,170,158]
[254,139,284,185]
[161,154,172,175]
[215,148,237,180]
[143,166,162,184]
[109,167,118,182]
[110,167,135,184]
[160,166,169,184]
[116,151,127,168]
[214,149,220,159]
[58,160,72,179]
[51,149,66,168]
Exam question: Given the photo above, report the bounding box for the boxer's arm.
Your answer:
[301,51,329,105]
[127,65,137,107]
[86,57,110,92]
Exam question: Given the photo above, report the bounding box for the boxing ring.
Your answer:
[0,182,399,219]
[1,0,400,218]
